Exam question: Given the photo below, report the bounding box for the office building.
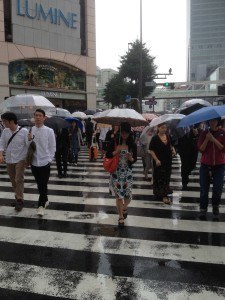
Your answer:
[187,0,225,81]
[0,0,96,112]
[96,67,117,109]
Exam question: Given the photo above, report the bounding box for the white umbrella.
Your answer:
[72,111,87,119]
[149,114,185,127]
[92,108,148,127]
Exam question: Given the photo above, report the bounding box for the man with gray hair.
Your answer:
[0,112,29,211]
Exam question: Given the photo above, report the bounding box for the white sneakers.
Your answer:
[37,206,45,217]
[37,201,49,216]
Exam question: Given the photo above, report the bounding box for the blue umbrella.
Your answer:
[177,105,225,128]
[65,117,83,129]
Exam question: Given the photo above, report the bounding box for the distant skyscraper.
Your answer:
[187,0,225,81]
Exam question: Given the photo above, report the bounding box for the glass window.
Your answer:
[9,60,86,91]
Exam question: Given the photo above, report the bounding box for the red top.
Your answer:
[198,128,225,166]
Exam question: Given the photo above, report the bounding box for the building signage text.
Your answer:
[17,0,77,29]
[41,91,62,98]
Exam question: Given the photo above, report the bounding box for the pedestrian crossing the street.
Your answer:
[0,148,225,299]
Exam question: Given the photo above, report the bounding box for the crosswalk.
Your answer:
[0,148,225,299]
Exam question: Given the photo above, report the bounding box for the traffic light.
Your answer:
[218,85,225,95]
[163,82,175,89]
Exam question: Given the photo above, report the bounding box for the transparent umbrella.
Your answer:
[72,111,88,119]
[0,94,55,119]
[149,114,185,127]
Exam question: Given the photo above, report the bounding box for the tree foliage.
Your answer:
[103,74,130,108]
[103,39,157,111]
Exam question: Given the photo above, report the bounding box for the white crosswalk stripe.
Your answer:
[0,148,225,299]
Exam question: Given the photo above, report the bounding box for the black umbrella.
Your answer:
[177,103,208,115]
[176,99,212,115]
[83,109,96,115]
[44,116,68,131]
[18,119,34,127]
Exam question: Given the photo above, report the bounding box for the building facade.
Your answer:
[96,67,118,109]
[187,0,225,81]
[0,0,96,112]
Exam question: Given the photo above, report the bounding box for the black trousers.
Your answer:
[31,164,50,207]
[86,134,92,148]
[180,152,198,185]
[55,147,68,175]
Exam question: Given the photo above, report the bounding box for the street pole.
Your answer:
[139,0,143,113]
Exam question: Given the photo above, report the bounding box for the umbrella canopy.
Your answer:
[149,114,185,128]
[51,108,72,118]
[96,123,112,129]
[0,94,55,119]
[92,108,148,127]
[142,113,158,121]
[72,111,88,119]
[176,99,212,115]
[133,113,158,132]
[177,105,225,128]
[65,117,83,129]
[1,94,54,108]
[140,125,156,137]
[83,109,96,115]
[44,116,69,131]
[18,119,34,127]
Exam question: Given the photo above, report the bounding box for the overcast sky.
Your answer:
[95,0,187,83]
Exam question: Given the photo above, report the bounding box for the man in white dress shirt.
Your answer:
[28,109,56,217]
[0,112,29,211]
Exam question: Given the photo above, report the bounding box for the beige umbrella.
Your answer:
[93,108,148,127]
[142,113,158,121]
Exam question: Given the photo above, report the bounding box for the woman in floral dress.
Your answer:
[106,122,137,227]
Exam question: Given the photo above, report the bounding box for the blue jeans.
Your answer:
[200,163,225,210]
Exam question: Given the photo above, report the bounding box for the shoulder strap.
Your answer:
[7,127,22,147]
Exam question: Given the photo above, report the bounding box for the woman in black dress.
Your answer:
[149,123,176,204]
